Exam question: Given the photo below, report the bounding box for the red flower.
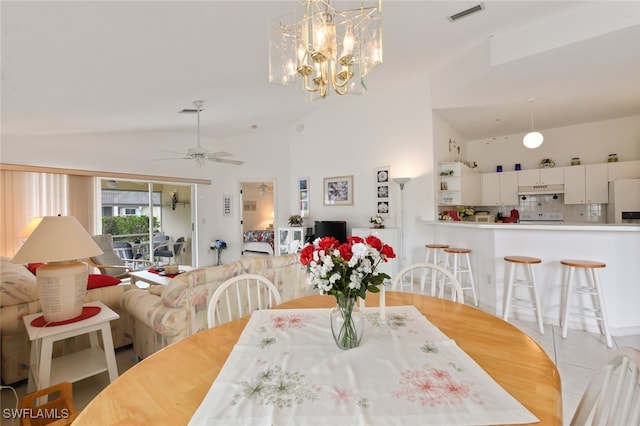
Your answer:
[381,244,396,259]
[365,235,383,251]
[318,237,340,252]
[338,243,353,261]
[347,235,365,244]
[299,244,315,265]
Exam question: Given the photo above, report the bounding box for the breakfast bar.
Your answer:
[422,220,640,336]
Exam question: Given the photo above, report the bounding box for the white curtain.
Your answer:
[0,170,96,257]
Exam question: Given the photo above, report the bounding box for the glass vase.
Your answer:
[330,295,364,350]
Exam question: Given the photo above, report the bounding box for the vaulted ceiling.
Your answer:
[2,1,638,143]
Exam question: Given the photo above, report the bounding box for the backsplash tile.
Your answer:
[453,194,608,224]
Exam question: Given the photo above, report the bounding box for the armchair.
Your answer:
[89,234,153,279]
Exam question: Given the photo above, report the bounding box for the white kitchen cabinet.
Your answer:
[517,168,564,186]
[351,227,399,278]
[438,162,480,206]
[480,171,519,206]
[608,160,640,181]
[276,227,305,255]
[564,163,609,204]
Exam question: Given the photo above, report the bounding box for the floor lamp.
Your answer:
[393,177,411,268]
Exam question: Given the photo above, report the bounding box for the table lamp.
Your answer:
[12,216,103,322]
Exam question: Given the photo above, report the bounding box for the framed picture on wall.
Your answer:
[223,194,233,217]
[243,198,258,213]
[298,177,309,217]
[374,166,391,217]
[323,175,354,206]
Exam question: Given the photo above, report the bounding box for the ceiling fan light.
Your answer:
[523,131,544,149]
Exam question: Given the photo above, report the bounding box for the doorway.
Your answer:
[240,181,275,257]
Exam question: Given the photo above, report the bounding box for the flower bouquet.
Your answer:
[369,214,385,228]
[299,235,396,349]
[210,239,227,265]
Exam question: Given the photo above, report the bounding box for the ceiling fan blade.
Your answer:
[208,151,233,158]
[209,157,244,165]
[152,156,192,161]
[158,149,189,156]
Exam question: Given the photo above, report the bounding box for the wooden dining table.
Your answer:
[73,292,562,425]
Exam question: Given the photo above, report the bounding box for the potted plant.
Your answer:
[288,214,303,226]
[369,215,385,228]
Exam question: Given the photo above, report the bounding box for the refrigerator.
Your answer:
[608,179,640,223]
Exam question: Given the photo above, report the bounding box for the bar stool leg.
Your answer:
[464,253,478,306]
[528,264,545,335]
[561,266,575,339]
[429,249,440,297]
[589,268,612,348]
[502,262,516,321]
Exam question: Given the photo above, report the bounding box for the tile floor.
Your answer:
[2,320,639,425]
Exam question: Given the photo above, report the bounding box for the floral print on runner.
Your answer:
[392,363,481,407]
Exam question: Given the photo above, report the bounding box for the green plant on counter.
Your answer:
[439,170,454,176]
[457,206,474,219]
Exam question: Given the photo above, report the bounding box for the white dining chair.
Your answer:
[391,263,465,304]
[571,346,640,425]
[207,274,282,327]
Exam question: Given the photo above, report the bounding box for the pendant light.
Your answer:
[523,98,544,149]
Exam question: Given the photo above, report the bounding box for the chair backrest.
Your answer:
[90,234,129,278]
[113,241,134,260]
[19,381,78,426]
[207,274,282,327]
[391,263,465,304]
[571,346,640,425]
[174,236,185,254]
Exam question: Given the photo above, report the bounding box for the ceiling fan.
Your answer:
[157,100,243,167]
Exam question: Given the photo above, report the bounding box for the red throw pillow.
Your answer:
[26,263,45,275]
[87,274,121,290]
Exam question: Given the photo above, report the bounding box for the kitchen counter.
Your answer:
[425,220,640,232]
[421,220,640,336]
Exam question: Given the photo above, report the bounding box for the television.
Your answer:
[314,221,347,243]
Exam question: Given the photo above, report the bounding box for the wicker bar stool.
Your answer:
[503,256,544,334]
[443,247,478,306]
[560,259,612,348]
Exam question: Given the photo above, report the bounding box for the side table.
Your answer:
[23,301,120,393]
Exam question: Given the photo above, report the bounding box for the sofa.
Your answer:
[122,254,309,359]
[0,256,133,385]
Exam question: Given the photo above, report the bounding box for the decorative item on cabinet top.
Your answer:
[539,158,555,168]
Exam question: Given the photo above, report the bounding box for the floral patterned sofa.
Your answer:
[121,254,309,359]
[0,256,133,385]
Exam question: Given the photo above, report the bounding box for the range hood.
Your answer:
[517,184,564,195]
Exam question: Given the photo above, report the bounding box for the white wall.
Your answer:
[287,75,436,268]
[4,89,636,269]
[1,127,291,266]
[465,114,640,173]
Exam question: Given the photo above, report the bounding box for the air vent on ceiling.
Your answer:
[448,3,485,22]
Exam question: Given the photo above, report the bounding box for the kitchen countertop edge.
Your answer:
[421,220,640,232]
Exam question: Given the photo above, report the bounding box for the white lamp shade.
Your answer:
[523,131,544,149]
[18,217,43,238]
[12,216,103,264]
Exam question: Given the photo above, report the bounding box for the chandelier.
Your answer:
[269,0,382,100]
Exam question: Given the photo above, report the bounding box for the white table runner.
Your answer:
[189,306,538,425]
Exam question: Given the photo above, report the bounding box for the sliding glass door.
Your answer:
[100,179,193,266]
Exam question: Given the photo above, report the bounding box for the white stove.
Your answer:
[519,212,564,224]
